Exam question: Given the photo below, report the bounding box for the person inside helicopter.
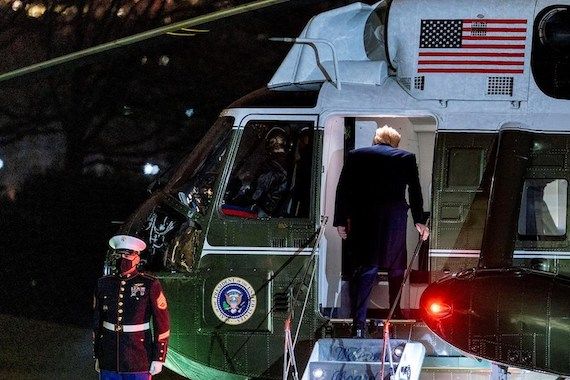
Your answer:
[250,127,290,217]
[222,121,314,219]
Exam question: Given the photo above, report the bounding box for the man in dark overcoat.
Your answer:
[334,125,429,336]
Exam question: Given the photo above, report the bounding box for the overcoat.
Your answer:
[334,143,425,269]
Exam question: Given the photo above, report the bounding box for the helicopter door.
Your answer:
[319,115,436,318]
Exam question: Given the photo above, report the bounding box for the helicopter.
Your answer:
[106,0,570,378]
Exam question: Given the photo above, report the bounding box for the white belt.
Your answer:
[103,321,150,332]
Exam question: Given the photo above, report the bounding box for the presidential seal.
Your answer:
[211,277,257,325]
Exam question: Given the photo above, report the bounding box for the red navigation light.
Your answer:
[427,301,452,318]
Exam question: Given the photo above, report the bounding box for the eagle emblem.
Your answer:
[224,289,243,314]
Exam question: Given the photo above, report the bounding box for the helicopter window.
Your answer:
[167,116,234,218]
[446,148,483,187]
[518,179,567,239]
[221,120,314,219]
[532,6,570,99]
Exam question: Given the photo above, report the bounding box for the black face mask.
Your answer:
[116,257,137,274]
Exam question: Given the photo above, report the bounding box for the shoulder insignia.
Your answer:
[156,291,168,310]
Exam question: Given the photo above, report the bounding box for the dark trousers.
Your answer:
[348,206,408,329]
[350,266,405,330]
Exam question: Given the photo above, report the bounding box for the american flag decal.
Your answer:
[418,19,527,74]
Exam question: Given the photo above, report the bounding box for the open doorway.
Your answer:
[319,114,436,318]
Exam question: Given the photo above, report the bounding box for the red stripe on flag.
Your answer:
[418,68,524,74]
[419,52,525,57]
[418,60,524,66]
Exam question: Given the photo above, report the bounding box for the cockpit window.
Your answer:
[221,120,314,219]
[167,116,234,218]
[518,179,567,239]
[532,6,570,99]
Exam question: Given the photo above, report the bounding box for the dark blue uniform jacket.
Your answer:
[93,271,170,373]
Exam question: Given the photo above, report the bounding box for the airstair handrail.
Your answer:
[283,215,328,380]
[381,220,430,379]
[269,38,342,90]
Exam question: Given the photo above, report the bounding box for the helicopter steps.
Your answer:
[301,338,425,380]
[306,319,562,380]
[300,338,559,380]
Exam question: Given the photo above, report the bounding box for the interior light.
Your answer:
[427,301,452,318]
[393,344,405,358]
[0,158,4,170]
[312,368,324,379]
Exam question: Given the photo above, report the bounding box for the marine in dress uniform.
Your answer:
[334,125,429,336]
[93,235,170,380]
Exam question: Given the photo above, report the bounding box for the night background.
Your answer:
[0,0,358,378]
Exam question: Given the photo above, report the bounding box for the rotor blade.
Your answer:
[0,0,289,83]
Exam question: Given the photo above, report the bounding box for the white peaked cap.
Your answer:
[109,235,147,252]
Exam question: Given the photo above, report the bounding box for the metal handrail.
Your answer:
[269,37,342,90]
[381,220,430,379]
[283,215,328,380]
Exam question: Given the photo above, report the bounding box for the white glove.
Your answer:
[95,359,100,373]
[150,361,164,375]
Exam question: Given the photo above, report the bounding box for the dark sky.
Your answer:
[0,0,357,192]
[0,1,361,378]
